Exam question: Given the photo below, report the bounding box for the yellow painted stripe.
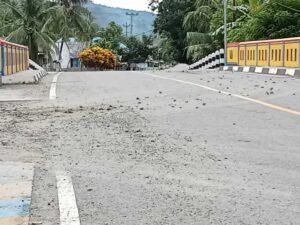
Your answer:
[0,216,28,225]
[0,182,32,199]
[140,72,300,117]
[230,93,300,116]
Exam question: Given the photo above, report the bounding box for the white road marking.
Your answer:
[140,72,300,116]
[56,172,81,225]
[0,98,40,102]
[49,72,61,100]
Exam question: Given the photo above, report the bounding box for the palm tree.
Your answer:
[183,0,218,31]
[58,0,89,6]
[183,0,220,61]
[183,0,252,61]
[0,0,56,61]
[228,0,300,41]
[0,5,10,36]
[50,0,91,60]
[0,0,94,62]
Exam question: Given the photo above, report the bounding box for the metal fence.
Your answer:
[0,39,29,76]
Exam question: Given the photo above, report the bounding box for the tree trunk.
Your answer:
[29,38,38,63]
[59,39,64,60]
[233,0,236,22]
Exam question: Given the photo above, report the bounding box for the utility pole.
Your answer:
[224,0,227,66]
[123,22,130,37]
[126,12,139,35]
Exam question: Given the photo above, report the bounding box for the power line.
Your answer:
[132,30,153,37]
[126,12,139,35]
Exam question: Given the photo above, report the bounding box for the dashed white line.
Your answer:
[140,72,300,116]
[56,171,81,225]
[49,72,61,100]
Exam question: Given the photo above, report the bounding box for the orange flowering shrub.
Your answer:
[79,46,116,69]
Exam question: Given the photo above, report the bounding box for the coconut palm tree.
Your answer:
[58,0,89,6]
[50,0,91,60]
[0,0,95,62]
[184,0,255,61]
[183,0,220,61]
[228,0,300,41]
[0,5,10,35]
[0,0,57,61]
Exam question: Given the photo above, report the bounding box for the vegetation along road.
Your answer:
[0,70,299,224]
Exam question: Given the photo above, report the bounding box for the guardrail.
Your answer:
[0,39,29,76]
[189,49,224,70]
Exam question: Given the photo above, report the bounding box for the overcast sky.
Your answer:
[93,0,150,11]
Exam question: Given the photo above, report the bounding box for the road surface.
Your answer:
[0,70,299,225]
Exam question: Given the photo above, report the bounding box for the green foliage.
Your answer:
[152,0,300,63]
[0,0,97,62]
[0,0,57,61]
[48,0,92,59]
[186,32,214,61]
[121,35,154,63]
[0,0,154,65]
[228,0,300,41]
[153,0,195,63]
[155,36,177,64]
[91,22,154,64]
[184,0,221,61]
[95,22,123,53]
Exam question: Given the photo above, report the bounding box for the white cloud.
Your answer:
[93,0,150,11]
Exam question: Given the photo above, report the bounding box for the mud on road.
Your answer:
[1,101,298,224]
[1,69,299,225]
[1,103,222,224]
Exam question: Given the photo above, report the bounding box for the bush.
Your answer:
[79,46,116,69]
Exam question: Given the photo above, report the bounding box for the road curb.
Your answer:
[33,70,48,84]
[1,70,48,85]
[221,66,300,78]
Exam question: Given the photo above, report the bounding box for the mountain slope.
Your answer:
[86,3,156,35]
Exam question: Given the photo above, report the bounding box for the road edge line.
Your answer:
[56,171,80,225]
[49,72,61,100]
[139,72,300,116]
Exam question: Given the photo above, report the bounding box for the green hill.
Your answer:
[86,3,156,36]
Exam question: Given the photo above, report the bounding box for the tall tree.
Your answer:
[228,0,300,41]
[96,22,123,53]
[50,0,90,60]
[153,0,195,63]
[0,0,96,63]
[184,0,221,61]
[121,35,153,63]
[0,0,56,61]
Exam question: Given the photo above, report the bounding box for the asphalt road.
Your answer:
[0,70,299,225]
